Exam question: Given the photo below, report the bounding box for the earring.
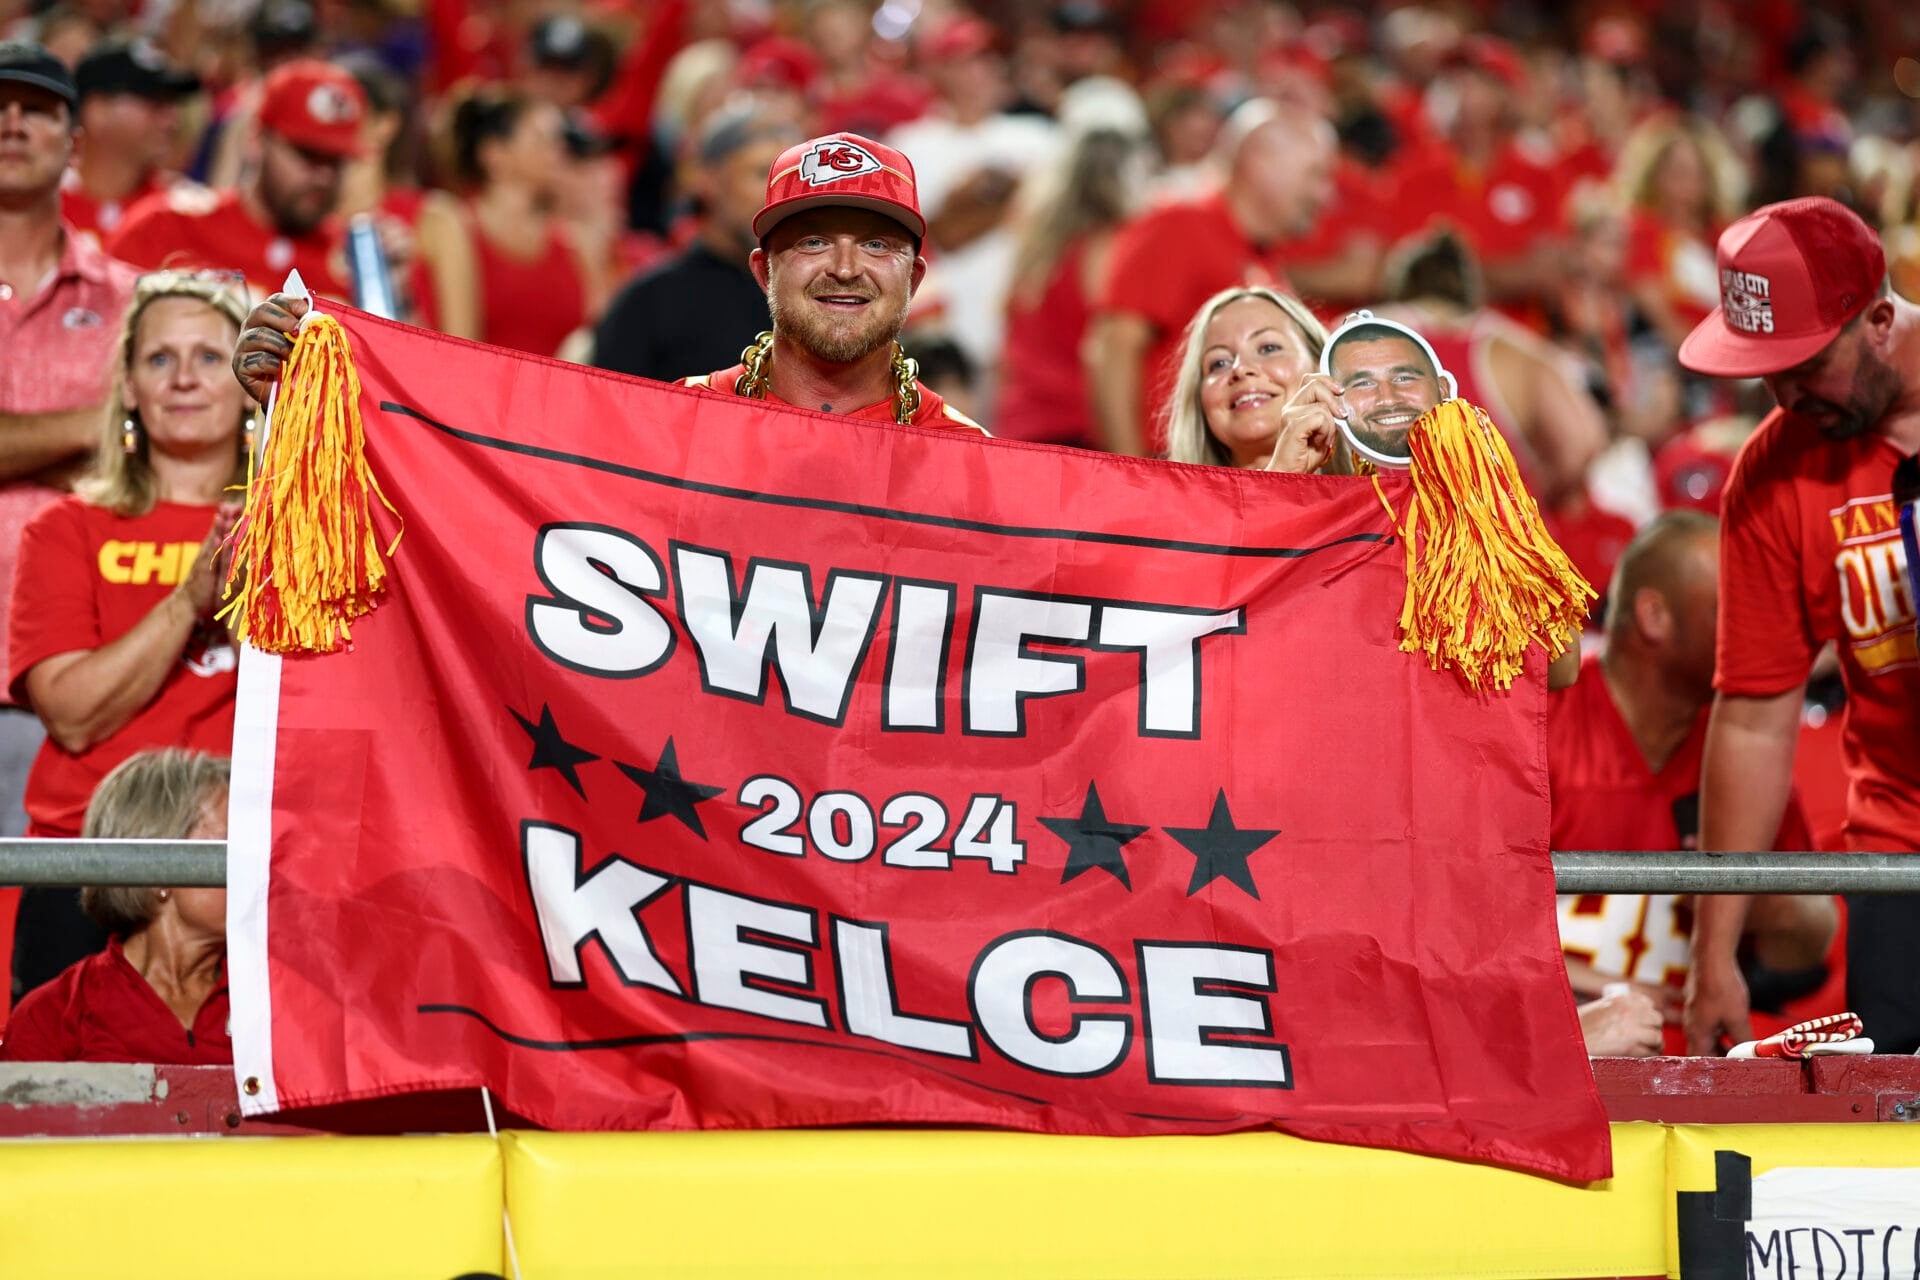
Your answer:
[243,414,258,454]
[121,417,139,455]
[156,889,170,902]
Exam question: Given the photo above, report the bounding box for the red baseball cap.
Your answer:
[753,133,926,241]
[1677,197,1886,379]
[257,59,367,159]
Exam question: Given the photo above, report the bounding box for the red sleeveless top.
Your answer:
[995,240,1096,448]
[473,217,587,357]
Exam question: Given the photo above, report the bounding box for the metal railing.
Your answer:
[0,840,1915,894]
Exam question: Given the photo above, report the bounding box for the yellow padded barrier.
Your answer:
[0,1134,503,1280]
[504,1124,1669,1280]
[1665,1124,1920,1276]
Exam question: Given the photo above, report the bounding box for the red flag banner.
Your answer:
[226,305,1610,1181]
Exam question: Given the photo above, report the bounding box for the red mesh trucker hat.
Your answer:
[257,59,367,159]
[1677,197,1886,379]
[752,133,926,241]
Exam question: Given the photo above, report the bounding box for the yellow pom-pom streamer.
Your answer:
[1371,398,1594,692]
[218,313,400,653]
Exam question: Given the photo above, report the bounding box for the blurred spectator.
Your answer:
[109,58,365,297]
[63,39,199,248]
[1088,99,1335,456]
[0,42,138,1011]
[1681,199,1920,1055]
[523,14,615,114]
[1554,511,1835,1056]
[20,8,103,70]
[8,269,246,1003]
[1386,36,1564,312]
[0,749,231,1063]
[1616,114,1744,354]
[889,13,1058,380]
[994,83,1146,448]
[416,83,596,355]
[592,104,795,382]
[807,0,930,138]
[1160,285,1337,473]
[1142,73,1221,198]
[627,37,738,238]
[902,331,980,423]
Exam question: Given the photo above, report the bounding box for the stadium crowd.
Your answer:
[0,0,1917,1066]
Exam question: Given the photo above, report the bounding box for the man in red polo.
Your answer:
[109,58,363,297]
[1085,99,1335,457]
[0,43,140,1015]
[1677,198,1920,1054]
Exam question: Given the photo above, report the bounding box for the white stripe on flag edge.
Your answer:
[227,641,283,1115]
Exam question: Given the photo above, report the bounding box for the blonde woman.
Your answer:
[1613,114,1744,352]
[1,750,231,1063]
[1163,285,1352,475]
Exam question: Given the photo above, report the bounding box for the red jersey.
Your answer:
[473,218,587,358]
[59,168,173,250]
[1384,137,1564,269]
[683,366,986,433]
[1717,411,1920,852]
[1622,208,1722,335]
[994,240,1097,449]
[1097,191,1293,454]
[107,187,348,298]
[8,498,238,837]
[1552,655,1817,1051]
[0,938,230,1064]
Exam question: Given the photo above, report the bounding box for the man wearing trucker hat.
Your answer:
[679,132,983,432]
[109,58,365,296]
[1677,197,1920,1055]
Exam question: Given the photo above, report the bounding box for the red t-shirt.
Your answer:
[9,498,238,837]
[0,938,230,1064]
[1622,207,1722,334]
[1552,655,1817,1052]
[106,187,348,298]
[1717,412,1920,852]
[684,366,986,433]
[1097,192,1293,454]
[1383,137,1564,268]
[60,168,173,251]
[995,240,1096,449]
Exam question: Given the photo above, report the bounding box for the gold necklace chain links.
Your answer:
[733,331,919,426]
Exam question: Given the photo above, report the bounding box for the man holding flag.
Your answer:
[234,130,981,437]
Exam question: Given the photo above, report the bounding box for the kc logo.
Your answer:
[306,84,360,125]
[800,140,882,186]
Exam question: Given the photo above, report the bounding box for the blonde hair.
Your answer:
[1163,286,1345,471]
[79,750,231,939]
[78,270,253,518]
[1614,114,1743,225]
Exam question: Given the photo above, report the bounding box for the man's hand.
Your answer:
[1683,958,1753,1056]
[232,292,309,406]
[1579,984,1664,1057]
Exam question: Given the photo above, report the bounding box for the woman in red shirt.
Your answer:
[417,84,600,357]
[994,126,1145,449]
[1615,114,1741,354]
[1,750,231,1063]
[7,270,247,1000]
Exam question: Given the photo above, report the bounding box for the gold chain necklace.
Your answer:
[733,331,922,426]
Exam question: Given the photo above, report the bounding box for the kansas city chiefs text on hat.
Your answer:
[526,523,1244,740]
[1721,269,1775,334]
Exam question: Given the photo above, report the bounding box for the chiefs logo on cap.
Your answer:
[800,140,882,186]
[305,83,360,126]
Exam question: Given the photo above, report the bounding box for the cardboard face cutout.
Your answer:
[1319,310,1458,468]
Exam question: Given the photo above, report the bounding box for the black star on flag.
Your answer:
[1165,789,1280,900]
[510,704,599,798]
[1041,781,1150,890]
[615,737,725,839]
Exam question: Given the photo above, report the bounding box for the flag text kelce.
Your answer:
[227,305,1609,1181]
